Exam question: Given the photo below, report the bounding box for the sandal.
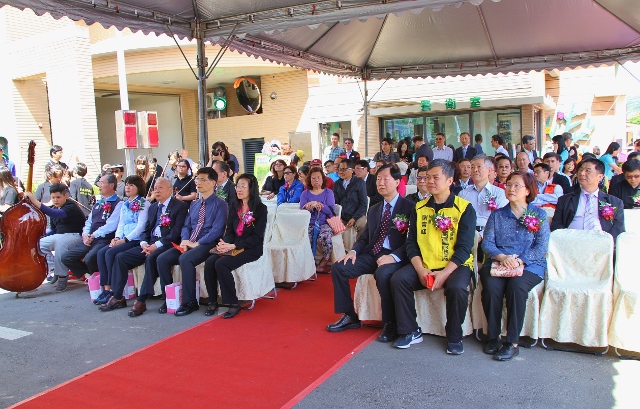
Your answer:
[223,304,241,319]
[204,303,219,317]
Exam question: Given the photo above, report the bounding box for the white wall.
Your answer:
[95,94,184,172]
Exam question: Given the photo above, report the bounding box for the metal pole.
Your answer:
[116,30,134,176]
[363,78,369,158]
[196,33,209,166]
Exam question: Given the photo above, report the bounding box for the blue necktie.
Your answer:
[156,204,164,230]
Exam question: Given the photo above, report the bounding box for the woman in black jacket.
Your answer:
[202,173,268,318]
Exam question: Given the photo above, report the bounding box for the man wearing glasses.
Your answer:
[343,138,360,161]
[156,167,228,316]
[406,166,430,203]
[354,159,382,207]
[432,133,453,162]
[530,163,562,209]
[333,159,368,244]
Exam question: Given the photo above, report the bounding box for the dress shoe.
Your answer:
[483,339,503,355]
[223,304,241,319]
[377,323,398,343]
[494,343,519,361]
[174,301,199,316]
[204,303,219,317]
[94,290,113,305]
[158,302,167,314]
[326,314,361,332]
[99,296,127,311]
[128,300,147,317]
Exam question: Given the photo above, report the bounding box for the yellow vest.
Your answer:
[415,196,474,270]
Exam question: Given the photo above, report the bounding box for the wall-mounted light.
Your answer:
[270,92,278,100]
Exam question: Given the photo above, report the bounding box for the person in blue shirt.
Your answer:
[474,134,484,155]
[277,165,304,205]
[599,142,622,181]
[480,171,550,361]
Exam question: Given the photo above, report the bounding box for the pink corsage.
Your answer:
[128,197,145,213]
[431,213,453,232]
[101,202,112,213]
[631,193,640,207]
[242,211,256,226]
[392,214,409,234]
[160,214,171,227]
[519,209,544,233]
[483,191,498,211]
[599,201,616,221]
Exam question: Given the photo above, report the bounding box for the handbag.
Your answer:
[490,255,524,277]
[326,206,346,235]
[210,248,244,257]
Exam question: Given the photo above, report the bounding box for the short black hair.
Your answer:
[324,160,334,166]
[50,145,63,157]
[627,152,640,162]
[543,152,560,161]
[381,137,393,145]
[213,160,230,175]
[522,135,534,144]
[622,159,640,173]
[416,154,429,163]
[376,163,401,180]
[344,137,354,144]
[474,134,483,143]
[491,134,504,145]
[49,182,69,195]
[197,166,218,181]
[75,162,88,177]
[412,136,424,143]
[355,159,370,170]
[534,163,551,173]
[124,175,146,197]
[428,159,455,179]
[578,158,605,175]
[341,159,354,169]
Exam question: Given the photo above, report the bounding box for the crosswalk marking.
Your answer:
[0,326,32,340]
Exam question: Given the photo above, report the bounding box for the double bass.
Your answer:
[0,141,47,292]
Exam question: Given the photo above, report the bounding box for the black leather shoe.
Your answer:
[222,305,241,319]
[204,303,219,317]
[326,314,361,332]
[174,301,200,317]
[377,323,397,343]
[483,339,503,355]
[158,302,167,314]
[494,343,519,361]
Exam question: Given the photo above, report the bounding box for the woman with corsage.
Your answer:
[203,174,267,318]
[96,175,150,309]
[480,171,550,361]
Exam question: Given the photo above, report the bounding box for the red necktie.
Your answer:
[372,203,391,255]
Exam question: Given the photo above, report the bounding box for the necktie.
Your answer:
[373,203,392,255]
[583,194,598,230]
[463,147,467,158]
[189,201,207,242]
[156,204,164,228]
[214,185,219,193]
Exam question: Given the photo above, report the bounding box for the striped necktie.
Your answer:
[373,203,392,255]
[189,201,207,242]
[583,193,599,231]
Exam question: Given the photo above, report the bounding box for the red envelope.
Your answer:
[172,242,186,253]
[426,274,435,289]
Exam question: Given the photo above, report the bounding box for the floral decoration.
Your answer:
[392,214,409,234]
[483,191,498,211]
[599,200,616,221]
[430,213,453,232]
[127,197,145,213]
[160,213,171,227]
[242,211,255,227]
[631,192,640,207]
[216,189,228,200]
[519,209,544,233]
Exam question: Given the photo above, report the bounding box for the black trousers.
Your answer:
[203,251,261,305]
[96,241,140,287]
[479,266,542,344]
[391,264,472,342]
[112,240,173,300]
[156,244,213,304]
[61,240,109,278]
[330,249,405,324]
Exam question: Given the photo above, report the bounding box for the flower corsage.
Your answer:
[431,213,453,232]
[216,189,228,200]
[631,192,640,207]
[242,211,256,226]
[99,199,113,220]
[519,209,544,233]
[483,191,498,211]
[160,213,172,227]
[392,214,409,234]
[127,197,145,212]
[598,200,616,221]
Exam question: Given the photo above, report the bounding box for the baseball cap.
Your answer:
[310,159,322,166]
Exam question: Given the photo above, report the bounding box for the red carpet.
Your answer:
[12,274,378,408]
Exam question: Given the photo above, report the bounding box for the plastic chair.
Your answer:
[609,232,640,359]
[539,229,614,354]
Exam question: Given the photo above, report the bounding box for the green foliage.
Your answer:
[629,114,640,125]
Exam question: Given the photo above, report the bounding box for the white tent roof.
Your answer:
[3,0,640,79]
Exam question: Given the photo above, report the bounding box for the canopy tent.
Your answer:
[3,0,640,160]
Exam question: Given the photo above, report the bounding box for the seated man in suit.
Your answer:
[354,159,383,207]
[609,158,640,209]
[61,174,122,289]
[327,164,414,343]
[390,159,476,354]
[453,132,477,163]
[406,166,430,203]
[98,177,188,315]
[333,159,368,240]
[551,158,624,241]
[156,167,228,316]
[212,160,237,205]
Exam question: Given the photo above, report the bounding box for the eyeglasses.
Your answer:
[283,171,293,175]
[354,167,365,171]
[416,176,428,181]
[505,183,525,189]
[235,185,249,190]
[338,167,352,172]
[195,177,211,183]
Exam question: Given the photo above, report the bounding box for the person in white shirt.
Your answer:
[521,135,537,165]
[516,152,533,173]
[459,155,508,237]
[432,133,453,162]
[531,163,563,209]
[457,158,473,189]
[323,132,345,162]
[408,155,429,185]
[405,166,431,203]
[491,134,509,158]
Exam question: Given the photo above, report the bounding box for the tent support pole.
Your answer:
[196,31,209,166]
[363,77,369,158]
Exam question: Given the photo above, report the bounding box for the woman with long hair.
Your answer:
[0,166,18,213]
[277,165,304,205]
[163,151,181,181]
[202,174,268,318]
[600,141,622,180]
[95,175,150,310]
[480,171,549,361]
[562,157,577,185]
[134,155,154,197]
[397,139,412,164]
[297,165,310,189]
[261,159,286,199]
[300,166,336,273]
[552,135,569,166]
[173,159,197,205]
[207,141,239,174]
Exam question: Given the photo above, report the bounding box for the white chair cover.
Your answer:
[405,184,417,197]
[539,229,614,347]
[195,255,275,302]
[542,207,555,225]
[609,232,640,352]
[623,209,640,233]
[276,203,301,213]
[265,211,316,283]
[315,204,347,263]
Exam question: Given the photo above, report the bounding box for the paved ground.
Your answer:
[2,280,639,409]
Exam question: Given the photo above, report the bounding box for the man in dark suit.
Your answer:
[327,164,415,343]
[333,159,368,238]
[412,136,434,170]
[212,160,237,205]
[101,177,189,315]
[551,158,625,242]
[453,132,477,163]
[521,134,538,165]
[343,138,360,161]
[354,159,382,207]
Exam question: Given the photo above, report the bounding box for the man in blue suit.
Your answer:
[327,164,415,343]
